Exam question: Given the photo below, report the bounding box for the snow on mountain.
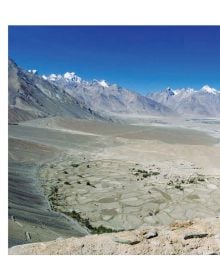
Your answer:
[8,59,104,123]
[174,87,195,95]
[200,85,218,94]
[63,72,82,83]
[47,74,61,81]
[43,72,110,88]
[42,71,172,116]
[42,75,48,80]
[28,69,38,74]
[36,68,220,117]
[44,72,80,82]
[149,85,220,117]
[165,87,176,95]
[96,79,109,88]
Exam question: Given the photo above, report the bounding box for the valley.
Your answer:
[8,58,220,255]
[8,116,220,253]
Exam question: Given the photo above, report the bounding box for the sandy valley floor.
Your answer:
[8,116,220,253]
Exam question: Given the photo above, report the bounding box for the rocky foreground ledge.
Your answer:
[9,217,220,255]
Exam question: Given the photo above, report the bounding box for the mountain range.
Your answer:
[42,72,172,116]
[149,86,220,117]
[8,60,103,123]
[8,59,220,123]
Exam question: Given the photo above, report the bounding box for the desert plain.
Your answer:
[8,116,220,254]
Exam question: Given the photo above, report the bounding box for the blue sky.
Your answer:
[9,26,220,94]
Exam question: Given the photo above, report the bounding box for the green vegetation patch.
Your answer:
[65,210,119,234]
[133,168,160,178]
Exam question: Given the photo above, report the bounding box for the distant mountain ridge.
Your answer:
[42,72,173,116]
[149,86,220,117]
[10,60,220,121]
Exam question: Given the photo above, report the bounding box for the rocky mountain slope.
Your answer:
[149,86,220,117]
[9,217,220,255]
[43,72,173,116]
[8,60,102,123]
[9,59,220,121]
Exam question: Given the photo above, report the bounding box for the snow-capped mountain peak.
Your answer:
[164,87,176,96]
[28,69,38,74]
[63,72,82,83]
[63,72,75,79]
[42,68,112,89]
[43,72,82,84]
[164,87,196,96]
[91,79,109,88]
[149,84,220,117]
[166,87,172,91]
[42,75,48,80]
[97,80,109,88]
[47,74,60,81]
[174,87,195,95]
[200,85,217,94]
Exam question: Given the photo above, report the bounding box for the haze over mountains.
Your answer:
[43,70,220,118]
[8,59,220,123]
[149,86,220,117]
[42,71,172,116]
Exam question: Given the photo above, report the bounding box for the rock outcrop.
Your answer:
[9,217,220,255]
